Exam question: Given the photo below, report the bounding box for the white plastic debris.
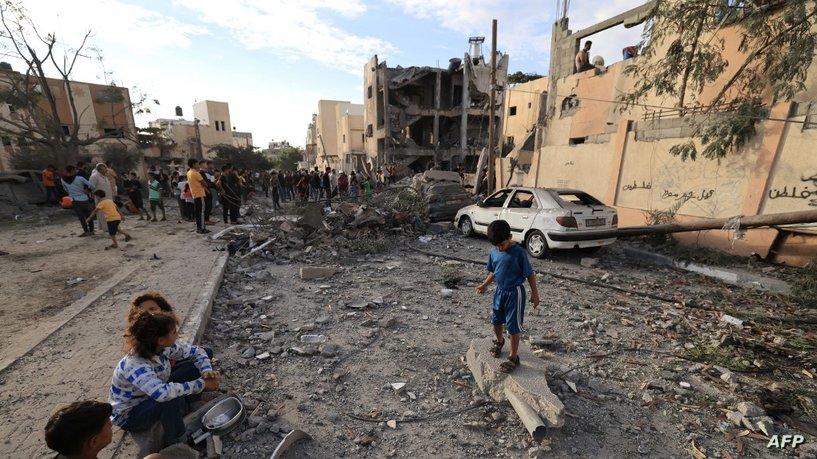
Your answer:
[440,289,454,297]
[720,314,744,327]
[390,383,406,392]
[418,236,433,243]
[66,277,84,285]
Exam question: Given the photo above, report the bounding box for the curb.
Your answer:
[179,251,230,344]
[623,246,792,295]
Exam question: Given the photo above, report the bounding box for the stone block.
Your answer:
[466,337,565,428]
[300,267,336,280]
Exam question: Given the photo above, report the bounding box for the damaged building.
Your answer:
[363,39,509,173]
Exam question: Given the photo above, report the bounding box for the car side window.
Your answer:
[511,191,537,209]
[484,190,511,208]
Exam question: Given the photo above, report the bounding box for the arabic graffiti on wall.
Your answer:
[661,188,715,202]
[767,173,817,207]
[621,181,652,191]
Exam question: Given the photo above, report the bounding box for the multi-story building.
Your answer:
[363,39,509,173]
[261,139,290,160]
[232,131,253,148]
[148,100,240,161]
[0,64,137,171]
[314,100,364,170]
[305,114,318,168]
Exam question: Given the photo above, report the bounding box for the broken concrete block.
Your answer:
[737,401,766,418]
[466,337,565,428]
[300,267,336,280]
[726,410,744,426]
[296,203,324,229]
[754,416,775,436]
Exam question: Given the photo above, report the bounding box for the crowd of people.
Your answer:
[49,160,405,243]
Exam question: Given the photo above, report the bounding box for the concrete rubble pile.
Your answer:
[211,190,435,262]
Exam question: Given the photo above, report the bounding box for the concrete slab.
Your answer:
[466,337,565,428]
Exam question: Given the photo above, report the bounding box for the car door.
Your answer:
[472,189,512,233]
[501,189,539,243]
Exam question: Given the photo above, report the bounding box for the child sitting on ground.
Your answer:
[124,292,214,379]
[475,220,540,373]
[45,400,164,459]
[110,311,220,449]
[87,189,131,250]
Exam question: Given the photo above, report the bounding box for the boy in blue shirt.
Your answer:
[476,220,540,373]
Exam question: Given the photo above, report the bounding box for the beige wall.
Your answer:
[194,101,233,154]
[503,77,548,147]
[525,9,817,264]
[316,99,349,169]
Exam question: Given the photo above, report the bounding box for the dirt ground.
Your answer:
[199,217,817,458]
[3,197,817,459]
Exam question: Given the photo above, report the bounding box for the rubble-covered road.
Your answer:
[201,202,817,459]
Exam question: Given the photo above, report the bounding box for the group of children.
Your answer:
[45,292,220,458]
[44,219,539,458]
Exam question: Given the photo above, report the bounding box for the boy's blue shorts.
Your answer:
[492,285,526,335]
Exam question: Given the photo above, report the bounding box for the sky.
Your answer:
[15,0,645,148]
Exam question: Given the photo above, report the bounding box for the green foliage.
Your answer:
[9,145,61,170]
[101,143,139,175]
[210,144,273,171]
[620,1,817,161]
[273,146,303,171]
[507,71,544,86]
[137,127,176,156]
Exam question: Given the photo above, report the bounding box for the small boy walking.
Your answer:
[87,190,132,250]
[476,220,540,373]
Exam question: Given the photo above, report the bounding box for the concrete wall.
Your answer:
[526,4,817,264]
[316,99,349,168]
[503,77,548,148]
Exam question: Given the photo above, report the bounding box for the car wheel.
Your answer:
[525,230,550,259]
[459,216,474,237]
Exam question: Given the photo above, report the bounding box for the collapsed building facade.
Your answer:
[363,40,509,173]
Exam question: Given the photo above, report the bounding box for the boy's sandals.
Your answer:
[104,244,118,250]
[490,339,505,358]
[499,355,520,373]
[124,235,132,242]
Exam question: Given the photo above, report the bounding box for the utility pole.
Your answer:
[487,19,497,195]
[194,118,203,160]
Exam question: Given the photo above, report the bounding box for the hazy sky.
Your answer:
[17,0,645,148]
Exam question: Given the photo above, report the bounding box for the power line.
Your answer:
[501,86,810,125]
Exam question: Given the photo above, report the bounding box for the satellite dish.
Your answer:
[591,56,605,67]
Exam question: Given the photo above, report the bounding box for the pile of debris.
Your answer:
[210,190,435,261]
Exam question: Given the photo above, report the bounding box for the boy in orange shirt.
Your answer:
[87,190,132,250]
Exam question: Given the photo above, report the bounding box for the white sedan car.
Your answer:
[454,187,618,258]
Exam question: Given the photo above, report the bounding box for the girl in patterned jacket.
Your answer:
[109,311,220,448]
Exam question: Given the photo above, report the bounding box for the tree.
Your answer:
[619,1,816,161]
[0,1,152,167]
[101,143,139,175]
[209,144,273,171]
[273,146,303,171]
[507,71,544,86]
[137,127,176,157]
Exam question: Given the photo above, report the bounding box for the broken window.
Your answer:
[483,189,512,208]
[509,190,536,209]
[569,137,586,145]
[221,121,226,131]
[367,86,373,99]
[366,124,373,137]
[509,106,517,116]
[215,122,220,131]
